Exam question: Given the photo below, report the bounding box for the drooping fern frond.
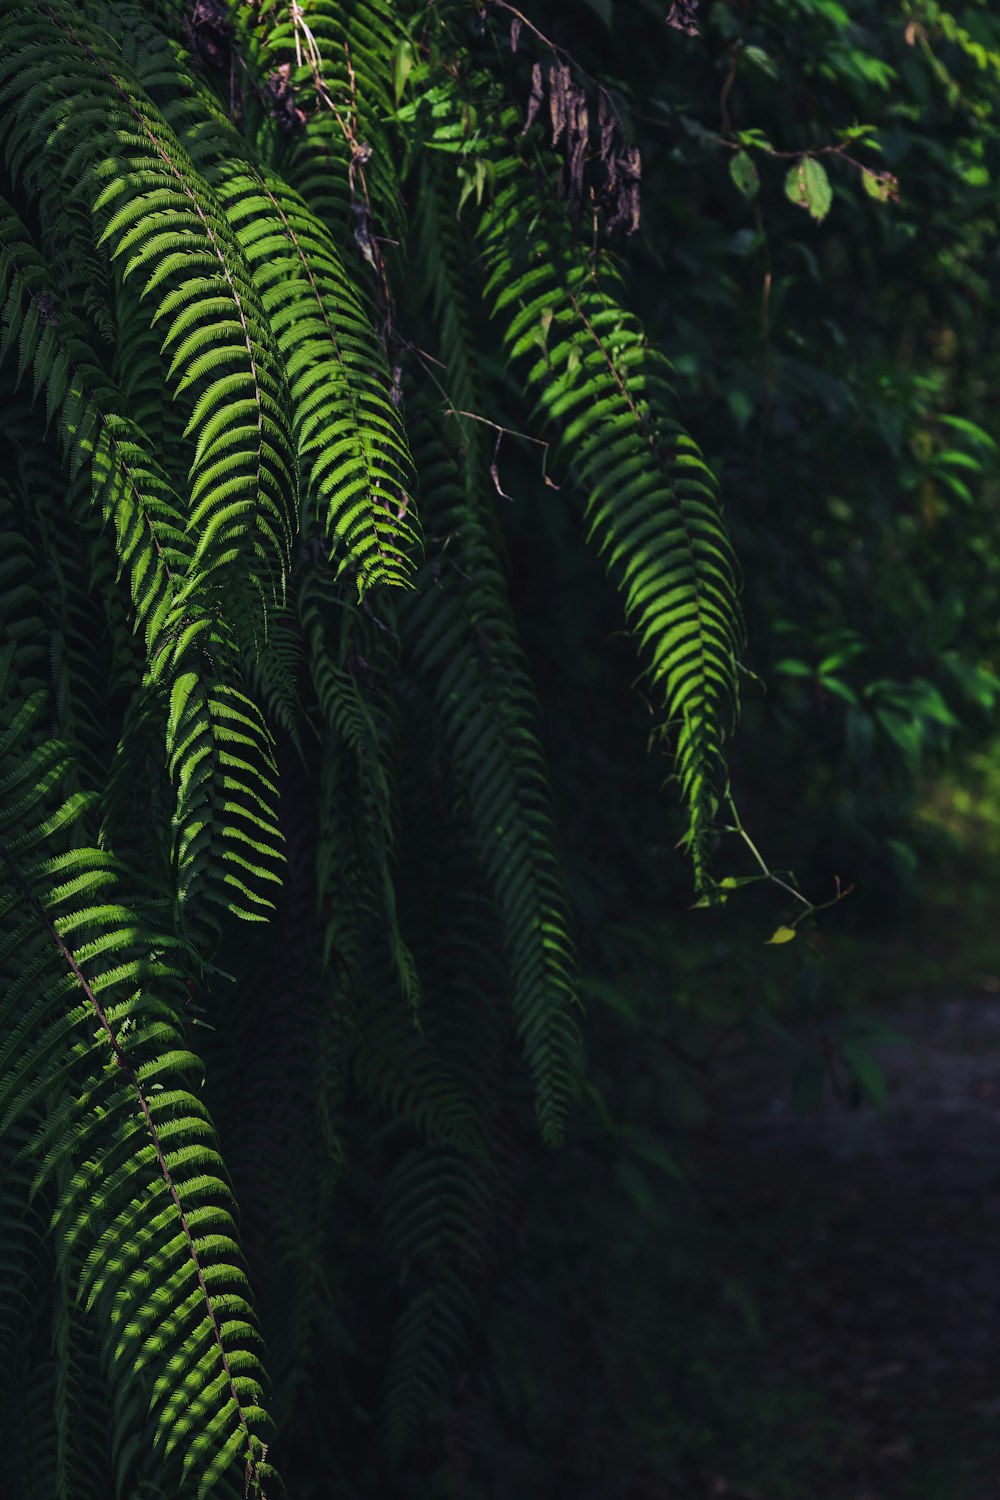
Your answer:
[110,11,418,591]
[392,41,743,885]
[0,0,298,610]
[0,686,276,1497]
[480,170,743,883]
[402,411,579,1145]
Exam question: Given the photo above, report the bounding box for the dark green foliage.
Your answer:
[4,0,999,1494]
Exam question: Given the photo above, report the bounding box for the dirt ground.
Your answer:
[692,996,1000,1500]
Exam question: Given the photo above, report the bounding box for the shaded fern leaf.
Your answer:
[378,1142,492,1461]
[401,413,579,1146]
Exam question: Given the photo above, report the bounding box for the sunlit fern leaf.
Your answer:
[215,158,417,588]
[166,669,285,926]
[112,13,418,592]
[478,154,743,885]
[0,693,278,1498]
[0,197,288,934]
[392,62,743,887]
[0,199,190,648]
[0,0,298,614]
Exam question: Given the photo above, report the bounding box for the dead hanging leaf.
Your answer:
[605,144,641,235]
[549,61,571,148]
[522,61,544,136]
[520,55,641,235]
[351,199,378,269]
[510,16,522,53]
[598,90,617,196]
[666,0,701,36]
[861,167,900,204]
[262,64,307,135]
[565,86,589,223]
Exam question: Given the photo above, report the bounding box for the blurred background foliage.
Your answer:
[367,2,1000,1496]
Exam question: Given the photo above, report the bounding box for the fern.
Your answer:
[0,0,745,1491]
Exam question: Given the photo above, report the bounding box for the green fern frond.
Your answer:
[0,0,299,611]
[111,13,419,592]
[166,669,285,926]
[301,568,419,1004]
[392,60,743,885]
[479,168,743,885]
[242,0,409,256]
[402,413,579,1145]
[378,1142,491,1461]
[0,696,278,1497]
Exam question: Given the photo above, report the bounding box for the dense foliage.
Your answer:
[1,0,999,1497]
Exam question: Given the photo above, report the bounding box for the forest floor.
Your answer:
[686,990,1000,1500]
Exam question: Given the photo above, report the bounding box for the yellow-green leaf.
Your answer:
[785,157,832,223]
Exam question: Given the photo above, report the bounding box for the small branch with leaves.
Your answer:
[697,793,855,946]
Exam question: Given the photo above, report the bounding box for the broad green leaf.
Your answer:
[743,45,778,80]
[785,157,833,223]
[765,925,797,945]
[729,151,760,201]
[861,167,899,203]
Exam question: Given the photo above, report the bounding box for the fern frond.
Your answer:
[402,413,579,1145]
[0,0,298,612]
[301,567,419,1004]
[379,1142,492,1461]
[479,166,742,884]
[0,198,190,649]
[392,63,743,884]
[0,700,278,1496]
[242,0,408,256]
[111,13,419,592]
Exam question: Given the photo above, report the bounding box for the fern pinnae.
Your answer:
[213,157,418,589]
[0,0,298,609]
[0,199,189,650]
[401,412,578,1146]
[245,0,409,252]
[477,147,743,884]
[112,11,418,590]
[0,832,276,1496]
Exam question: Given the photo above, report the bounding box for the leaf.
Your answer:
[818,676,859,706]
[841,1040,888,1111]
[765,925,797,945]
[785,157,833,223]
[861,167,899,203]
[742,45,779,80]
[774,658,812,677]
[937,414,998,451]
[729,151,760,201]
[393,39,417,105]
